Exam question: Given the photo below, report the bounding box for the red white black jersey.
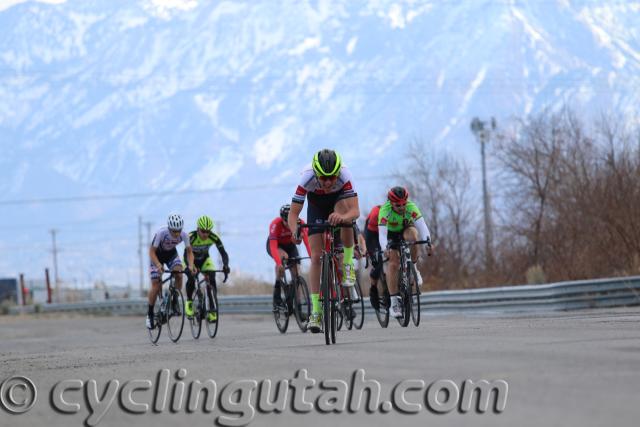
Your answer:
[291,165,357,204]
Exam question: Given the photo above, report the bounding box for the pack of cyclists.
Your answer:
[146,148,432,332]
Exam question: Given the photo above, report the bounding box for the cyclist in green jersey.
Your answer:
[378,186,432,318]
[183,215,230,322]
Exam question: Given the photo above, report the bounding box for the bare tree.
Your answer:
[493,110,566,271]
[398,141,480,288]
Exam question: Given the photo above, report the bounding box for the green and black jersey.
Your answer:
[183,230,229,266]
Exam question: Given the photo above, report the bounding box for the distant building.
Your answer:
[0,278,18,304]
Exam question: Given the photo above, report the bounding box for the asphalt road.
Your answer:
[1,308,640,427]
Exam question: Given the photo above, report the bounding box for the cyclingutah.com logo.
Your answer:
[1,369,508,426]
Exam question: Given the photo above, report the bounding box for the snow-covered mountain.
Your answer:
[1,0,638,285]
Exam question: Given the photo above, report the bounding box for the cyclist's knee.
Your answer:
[310,253,321,266]
[404,226,418,241]
[388,254,400,269]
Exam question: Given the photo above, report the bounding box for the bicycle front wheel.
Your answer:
[205,284,219,339]
[147,292,163,344]
[409,264,421,326]
[330,278,339,344]
[396,269,410,327]
[273,285,289,334]
[189,288,203,339]
[374,274,390,328]
[293,276,310,333]
[167,286,185,342]
[352,272,365,330]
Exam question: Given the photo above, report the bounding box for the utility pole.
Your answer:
[138,216,143,297]
[145,222,152,246]
[144,220,153,292]
[471,117,496,272]
[50,229,60,302]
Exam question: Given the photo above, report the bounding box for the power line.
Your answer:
[0,175,394,206]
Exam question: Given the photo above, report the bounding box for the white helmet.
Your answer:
[167,214,184,231]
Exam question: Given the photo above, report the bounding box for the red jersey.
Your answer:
[366,205,381,233]
[268,217,311,266]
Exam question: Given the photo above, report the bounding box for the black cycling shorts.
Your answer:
[265,239,300,261]
[306,192,341,236]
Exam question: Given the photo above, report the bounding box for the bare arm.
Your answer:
[288,202,303,238]
[149,245,162,270]
[185,246,195,272]
[329,195,360,225]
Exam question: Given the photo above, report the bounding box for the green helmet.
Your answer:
[197,215,214,231]
[312,149,342,177]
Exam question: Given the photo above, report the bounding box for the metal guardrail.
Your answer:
[7,275,640,316]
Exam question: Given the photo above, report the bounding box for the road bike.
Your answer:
[389,239,431,327]
[189,269,226,339]
[148,270,185,344]
[299,221,355,345]
[366,250,391,328]
[273,256,311,333]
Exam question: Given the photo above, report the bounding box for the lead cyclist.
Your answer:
[288,149,360,333]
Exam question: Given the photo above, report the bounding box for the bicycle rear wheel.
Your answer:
[273,284,289,333]
[189,288,203,339]
[147,293,163,344]
[205,284,219,339]
[293,276,310,332]
[374,274,390,328]
[167,285,185,342]
[409,264,421,326]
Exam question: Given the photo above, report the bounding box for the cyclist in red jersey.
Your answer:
[266,204,311,306]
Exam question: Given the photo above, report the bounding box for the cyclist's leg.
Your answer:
[403,226,423,286]
[184,258,203,317]
[364,228,382,309]
[385,231,403,317]
[166,254,183,313]
[147,261,163,327]
[274,247,289,305]
[306,194,335,326]
[200,257,218,321]
[266,238,286,283]
[335,199,357,290]
[167,251,183,289]
[283,244,300,310]
[365,228,381,286]
[403,226,419,261]
[184,261,196,300]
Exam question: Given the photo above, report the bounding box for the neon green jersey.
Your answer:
[377,200,423,233]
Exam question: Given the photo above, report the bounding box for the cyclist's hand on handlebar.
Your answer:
[155,262,164,272]
[327,212,344,226]
[223,265,230,282]
[290,222,299,240]
[189,264,197,274]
